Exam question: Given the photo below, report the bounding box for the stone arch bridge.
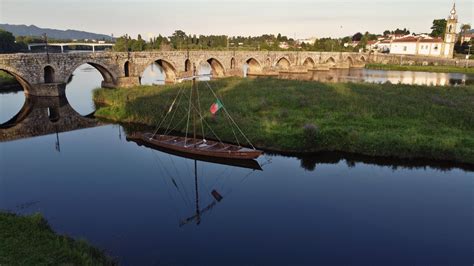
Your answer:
[1,50,458,97]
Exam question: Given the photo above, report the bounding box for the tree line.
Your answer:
[1,19,472,54]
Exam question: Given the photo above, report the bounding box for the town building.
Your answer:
[374,4,458,58]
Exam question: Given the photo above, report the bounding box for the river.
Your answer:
[0,65,473,265]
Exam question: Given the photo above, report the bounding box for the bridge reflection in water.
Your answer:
[0,95,101,143]
[277,68,472,86]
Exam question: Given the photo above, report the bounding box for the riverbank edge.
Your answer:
[365,63,474,74]
[104,119,474,171]
[92,78,474,165]
[0,212,115,265]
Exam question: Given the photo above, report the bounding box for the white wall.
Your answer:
[390,42,417,55]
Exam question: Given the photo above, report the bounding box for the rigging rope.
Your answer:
[151,84,185,139]
[204,81,256,149]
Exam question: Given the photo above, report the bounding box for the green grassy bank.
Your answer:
[0,70,16,84]
[93,78,474,164]
[0,212,114,265]
[366,63,474,74]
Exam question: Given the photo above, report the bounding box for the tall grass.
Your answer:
[0,212,114,265]
[94,77,474,164]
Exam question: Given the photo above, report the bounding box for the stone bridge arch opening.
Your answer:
[66,62,116,116]
[276,57,291,70]
[0,68,32,94]
[345,56,354,67]
[0,69,31,124]
[303,57,315,68]
[124,61,130,77]
[325,57,337,67]
[206,58,225,77]
[44,66,55,83]
[184,59,192,72]
[244,58,262,76]
[230,58,236,69]
[141,59,177,85]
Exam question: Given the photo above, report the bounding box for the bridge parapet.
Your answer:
[9,50,471,97]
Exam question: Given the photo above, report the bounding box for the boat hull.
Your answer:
[128,132,263,160]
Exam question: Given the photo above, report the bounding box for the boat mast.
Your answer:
[192,64,197,147]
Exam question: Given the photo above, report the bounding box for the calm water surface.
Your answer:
[0,65,473,265]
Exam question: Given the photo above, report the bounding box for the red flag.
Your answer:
[210,99,223,115]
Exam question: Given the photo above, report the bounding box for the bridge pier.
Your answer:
[28,83,66,97]
[115,77,141,88]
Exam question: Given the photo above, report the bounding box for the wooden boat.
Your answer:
[129,132,262,160]
[131,64,263,162]
[127,134,262,170]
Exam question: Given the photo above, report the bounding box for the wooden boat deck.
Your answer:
[135,132,263,160]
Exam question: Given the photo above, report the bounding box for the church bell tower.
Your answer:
[443,3,458,58]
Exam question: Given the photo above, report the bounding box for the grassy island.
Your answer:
[93,78,474,164]
[365,63,474,74]
[0,212,114,265]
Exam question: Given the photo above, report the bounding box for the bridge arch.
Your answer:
[184,59,192,72]
[0,67,33,94]
[245,58,262,75]
[230,58,236,69]
[141,59,177,84]
[65,61,116,85]
[325,57,337,67]
[44,65,55,83]
[276,57,291,70]
[124,61,130,77]
[303,57,315,68]
[345,56,354,67]
[359,55,366,62]
[206,58,225,77]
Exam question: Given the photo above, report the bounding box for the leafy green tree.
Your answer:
[430,19,447,38]
[113,35,130,52]
[0,29,17,53]
[130,34,146,51]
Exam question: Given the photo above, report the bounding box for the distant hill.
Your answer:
[0,24,114,41]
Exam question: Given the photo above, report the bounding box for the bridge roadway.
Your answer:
[0,50,470,97]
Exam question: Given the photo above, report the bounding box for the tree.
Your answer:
[0,29,17,53]
[169,30,187,49]
[352,32,363,42]
[430,19,447,38]
[460,23,472,42]
[383,30,391,36]
[112,35,130,52]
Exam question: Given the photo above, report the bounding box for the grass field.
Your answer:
[366,63,474,74]
[93,77,474,164]
[0,212,114,265]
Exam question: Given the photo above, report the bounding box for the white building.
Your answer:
[380,4,458,58]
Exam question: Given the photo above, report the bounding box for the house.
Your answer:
[378,4,458,58]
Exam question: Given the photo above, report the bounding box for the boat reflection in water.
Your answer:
[127,134,263,226]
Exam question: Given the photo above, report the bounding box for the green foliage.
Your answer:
[0,29,17,53]
[93,78,474,164]
[0,212,115,265]
[366,63,474,74]
[431,19,447,38]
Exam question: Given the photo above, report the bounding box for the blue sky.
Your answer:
[0,0,472,39]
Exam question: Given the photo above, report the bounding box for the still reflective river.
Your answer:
[0,65,473,265]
